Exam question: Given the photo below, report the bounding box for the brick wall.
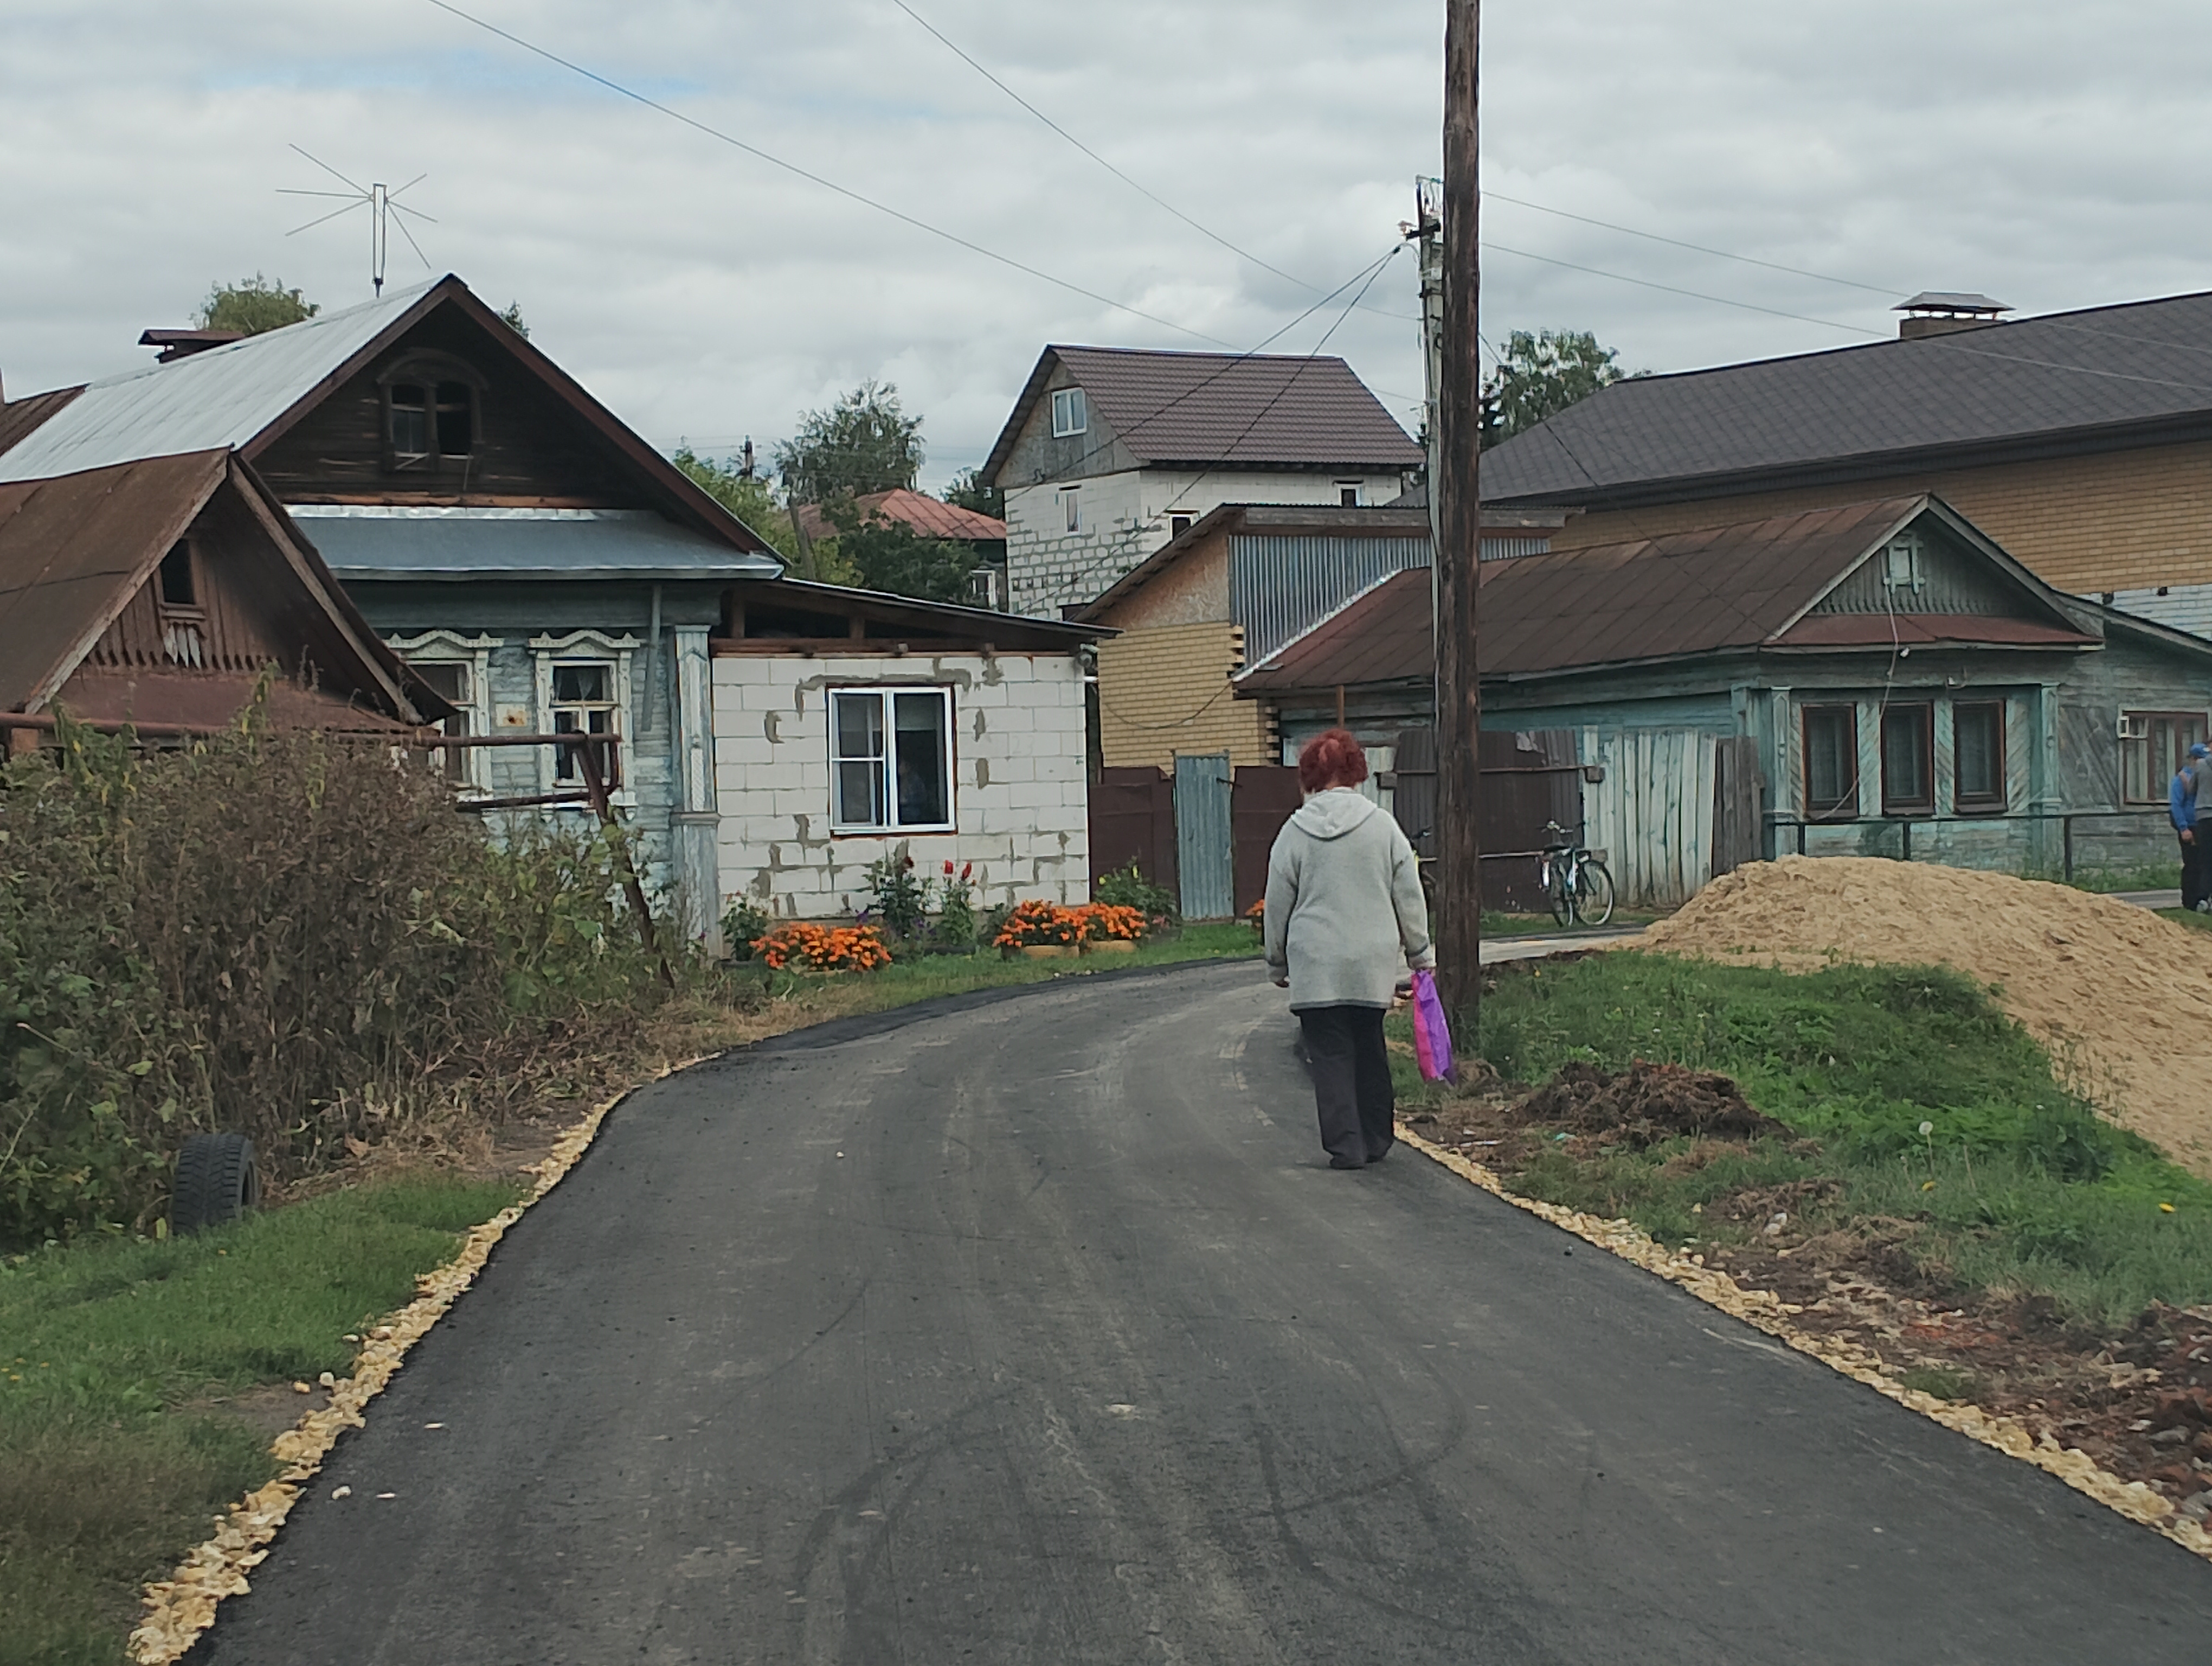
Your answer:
[711,651,1089,920]
[1096,621,1272,770]
[1547,439,2212,595]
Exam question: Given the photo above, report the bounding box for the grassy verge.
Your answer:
[1390,950,2212,1326]
[3,922,1256,1663]
[2065,862,2182,894]
[1480,909,1657,937]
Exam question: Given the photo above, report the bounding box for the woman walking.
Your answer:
[1262,729,1436,1169]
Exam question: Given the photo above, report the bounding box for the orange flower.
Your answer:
[753,921,892,972]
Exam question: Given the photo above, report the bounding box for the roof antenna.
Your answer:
[278,145,438,296]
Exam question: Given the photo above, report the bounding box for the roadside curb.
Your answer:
[127,1056,701,1665]
[1396,1124,2212,1563]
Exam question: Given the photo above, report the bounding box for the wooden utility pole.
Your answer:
[1435,0,1482,1017]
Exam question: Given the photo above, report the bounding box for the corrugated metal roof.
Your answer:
[0,387,87,459]
[294,507,782,582]
[0,279,440,483]
[1482,290,2212,507]
[1234,497,2115,693]
[982,345,1422,484]
[794,487,1006,544]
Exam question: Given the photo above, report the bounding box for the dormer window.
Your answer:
[158,540,197,610]
[1051,386,1087,438]
[378,355,484,471]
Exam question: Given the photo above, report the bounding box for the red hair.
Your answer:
[1297,728,1369,793]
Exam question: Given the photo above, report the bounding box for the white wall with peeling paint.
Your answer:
[710,650,1090,921]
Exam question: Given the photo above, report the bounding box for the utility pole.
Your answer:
[1435,0,1482,1017]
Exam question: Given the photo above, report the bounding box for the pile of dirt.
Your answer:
[1642,857,2212,1176]
[1520,1060,1785,1146]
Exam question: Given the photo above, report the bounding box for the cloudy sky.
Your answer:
[5,0,2210,490]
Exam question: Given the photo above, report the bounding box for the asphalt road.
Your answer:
[195,963,2212,1665]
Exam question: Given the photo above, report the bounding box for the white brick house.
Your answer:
[981,345,1424,618]
[710,579,1098,924]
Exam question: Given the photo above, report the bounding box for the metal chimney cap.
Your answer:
[1895,292,2012,316]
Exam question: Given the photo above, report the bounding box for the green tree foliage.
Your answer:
[824,500,976,604]
[941,466,1005,521]
[498,300,530,338]
[197,274,318,335]
[774,380,924,503]
[671,444,800,563]
[1482,329,1635,440]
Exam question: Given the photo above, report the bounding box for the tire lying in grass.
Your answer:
[171,1132,260,1234]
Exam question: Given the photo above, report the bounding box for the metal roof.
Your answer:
[294,507,782,583]
[1236,496,2113,694]
[1481,289,2212,508]
[1896,292,2011,314]
[793,487,1006,546]
[0,280,440,484]
[982,345,1423,485]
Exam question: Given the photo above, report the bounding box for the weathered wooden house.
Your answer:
[1235,496,2212,904]
[0,275,1104,940]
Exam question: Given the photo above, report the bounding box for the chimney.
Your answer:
[137,328,247,363]
[1895,292,2011,341]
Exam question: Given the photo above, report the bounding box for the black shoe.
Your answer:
[1329,1155,1367,1170]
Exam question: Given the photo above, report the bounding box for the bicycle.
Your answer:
[1538,820,1615,928]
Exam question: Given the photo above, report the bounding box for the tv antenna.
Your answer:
[278,145,437,296]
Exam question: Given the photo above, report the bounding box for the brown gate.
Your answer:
[1088,766,1178,898]
[1390,726,1586,914]
[1231,766,1305,916]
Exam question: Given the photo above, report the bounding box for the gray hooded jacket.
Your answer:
[1263,787,1435,1010]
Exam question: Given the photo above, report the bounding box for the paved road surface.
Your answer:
[196,964,2212,1664]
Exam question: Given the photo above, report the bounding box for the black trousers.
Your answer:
[1297,1004,1396,1167]
[2185,832,2208,911]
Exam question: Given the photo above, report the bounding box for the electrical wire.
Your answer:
[1483,191,1898,297]
[424,0,1238,348]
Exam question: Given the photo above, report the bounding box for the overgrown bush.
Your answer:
[1095,861,1177,924]
[0,717,678,1245]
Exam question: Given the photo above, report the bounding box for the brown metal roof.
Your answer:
[982,345,1423,485]
[1236,496,2102,694]
[795,487,1006,544]
[0,386,86,459]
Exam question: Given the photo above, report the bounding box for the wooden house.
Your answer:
[1234,496,2212,904]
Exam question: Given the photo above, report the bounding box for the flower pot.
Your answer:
[1082,939,1139,955]
[1009,944,1080,959]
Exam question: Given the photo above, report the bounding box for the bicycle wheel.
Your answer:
[1545,859,1576,928]
[1576,859,1615,927]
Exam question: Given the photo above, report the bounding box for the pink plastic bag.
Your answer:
[1410,968,1456,1082]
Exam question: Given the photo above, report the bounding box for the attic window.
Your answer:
[1051,387,1087,438]
[158,540,197,610]
[1882,535,1922,592]
[380,356,483,470]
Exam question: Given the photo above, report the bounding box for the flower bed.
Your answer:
[751,922,893,972]
[993,900,1152,952]
[1078,903,1147,943]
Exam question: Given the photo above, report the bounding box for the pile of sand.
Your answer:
[1641,857,2212,1176]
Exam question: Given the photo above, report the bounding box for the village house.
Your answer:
[1233,496,2212,905]
[0,277,1104,943]
[793,486,1009,608]
[978,345,1424,618]
[1481,289,2212,637]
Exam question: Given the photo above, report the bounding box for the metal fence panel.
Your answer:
[1173,752,1236,919]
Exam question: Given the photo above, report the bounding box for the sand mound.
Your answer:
[1520,1061,1784,1146]
[1642,857,2212,1176]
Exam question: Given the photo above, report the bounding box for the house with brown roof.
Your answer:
[793,486,1009,607]
[1481,289,2212,637]
[979,345,1424,617]
[1234,496,2212,902]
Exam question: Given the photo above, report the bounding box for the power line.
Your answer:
[1484,241,1888,337]
[425,0,1238,348]
[1483,191,1899,298]
[886,0,1419,324]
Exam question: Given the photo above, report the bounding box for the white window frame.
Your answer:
[827,685,956,835]
[528,631,640,804]
[1051,386,1088,438]
[1336,480,1363,508]
[1064,486,1082,534]
[1169,511,1194,539]
[388,630,499,794]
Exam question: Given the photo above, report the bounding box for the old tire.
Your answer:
[171,1132,260,1235]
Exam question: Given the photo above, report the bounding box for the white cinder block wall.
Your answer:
[711,651,1091,920]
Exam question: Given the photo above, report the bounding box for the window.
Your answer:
[1169,512,1193,538]
[1880,703,1934,815]
[1882,534,1922,593]
[158,541,197,608]
[389,382,429,458]
[1064,488,1081,534]
[381,356,481,469]
[1051,387,1087,438]
[1803,704,1858,819]
[830,688,953,832]
[1953,701,2005,812]
[550,662,620,787]
[1338,482,1362,508]
[2123,710,2209,804]
[409,661,474,784]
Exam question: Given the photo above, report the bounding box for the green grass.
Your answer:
[1480,910,1658,938]
[2158,907,2212,933]
[2065,862,2182,894]
[1391,952,2212,1326]
[0,1177,519,1666]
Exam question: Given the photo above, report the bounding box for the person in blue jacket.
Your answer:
[2171,742,2212,912]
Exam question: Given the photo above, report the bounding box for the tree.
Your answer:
[498,301,530,339]
[773,380,923,504]
[672,445,801,565]
[1481,329,1636,440]
[825,502,976,605]
[198,274,318,335]
[941,466,1004,520]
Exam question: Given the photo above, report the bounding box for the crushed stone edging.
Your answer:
[1396,1123,2212,1561]
[126,1060,699,1664]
